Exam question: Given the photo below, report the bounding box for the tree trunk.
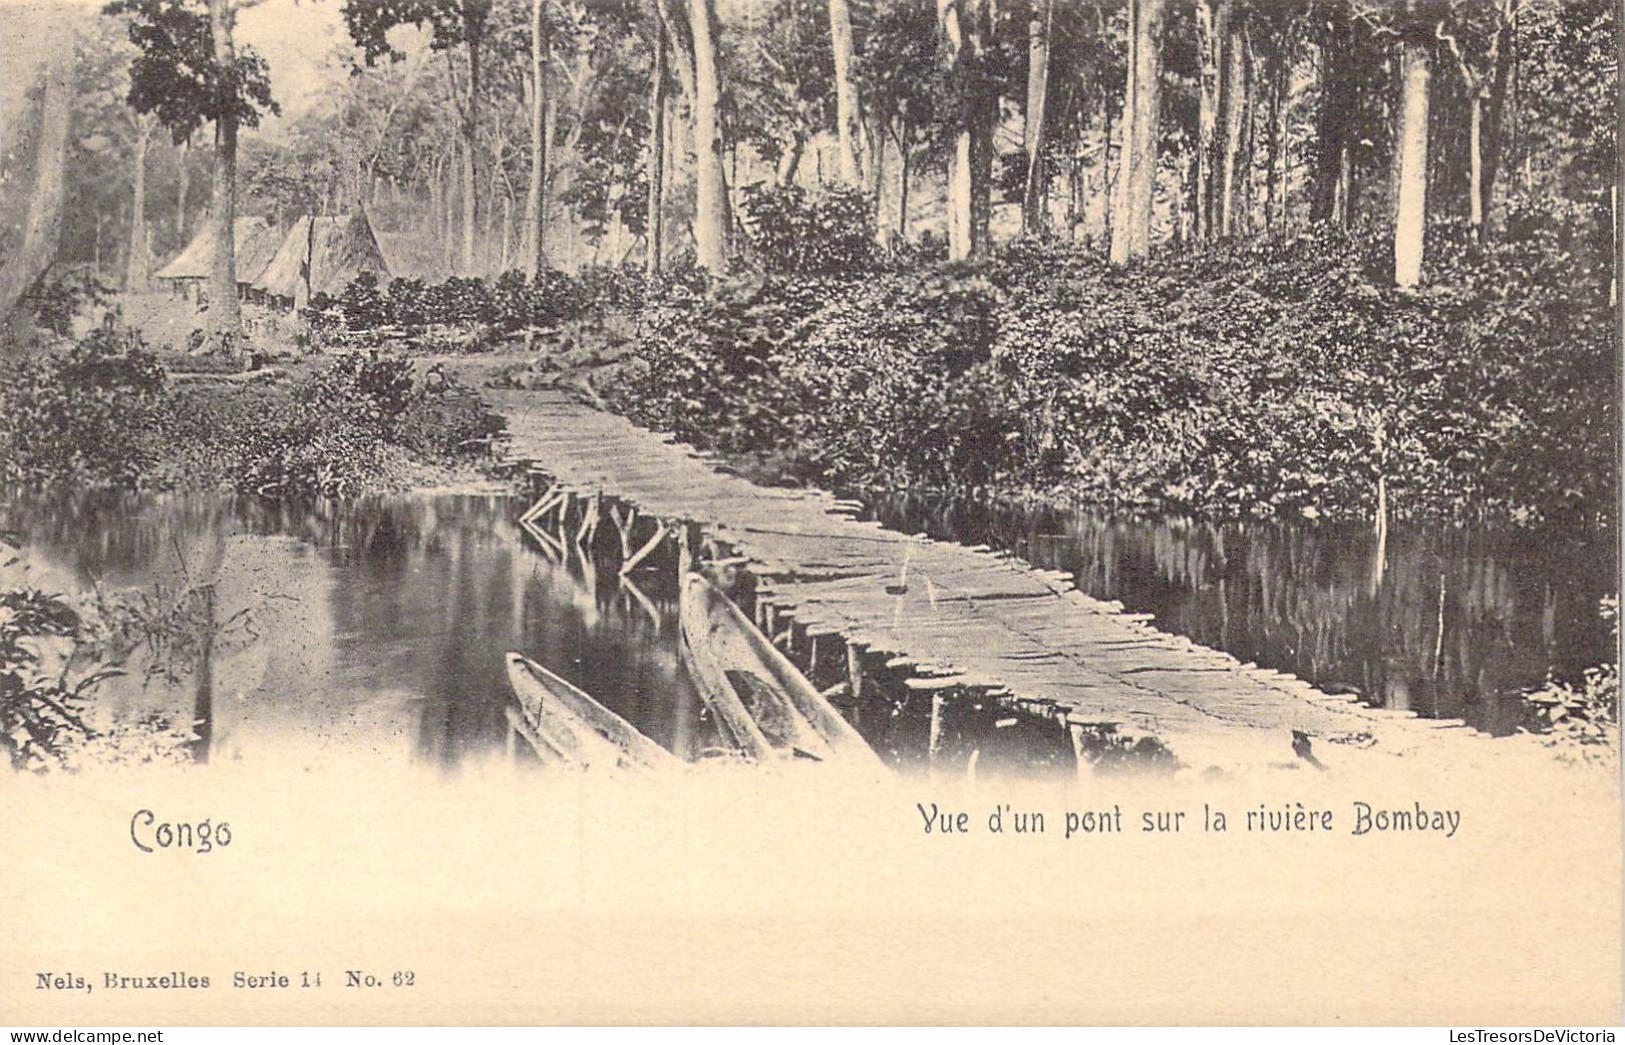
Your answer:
[967,0,994,256]
[1311,2,1352,225]
[1110,0,1164,266]
[460,10,484,275]
[1479,3,1515,238]
[870,117,887,242]
[0,40,72,334]
[828,0,861,186]
[897,136,910,240]
[207,0,241,338]
[646,17,666,277]
[500,190,513,272]
[1218,16,1244,237]
[1022,0,1051,235]
[460,137,477,273]
[940,0,993,260]
[689,0,729,272]
[1100,99,1115,241]
[126,116,154,292]
[1393,31,1431,290]
[1238,28,1256,233]
[1466,92,1483,230]
[1195,0,1218,241]
[1268,39,1289,232]
[775,135,804,187]
[176,139,191,247]
[524,0,547,278]
[939,0,972,260]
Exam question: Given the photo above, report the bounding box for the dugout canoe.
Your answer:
[678,572,881,769]
[504,652,677,771]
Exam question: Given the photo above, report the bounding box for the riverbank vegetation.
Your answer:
[0,331,507,497]
[306,189,1615,530]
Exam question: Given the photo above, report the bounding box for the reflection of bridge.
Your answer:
[491,389,1506,778]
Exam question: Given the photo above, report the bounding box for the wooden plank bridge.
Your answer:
[491,389,1505,776]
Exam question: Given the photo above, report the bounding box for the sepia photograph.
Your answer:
[0,0,1618,1029]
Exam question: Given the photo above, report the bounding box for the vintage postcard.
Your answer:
[0,0,1619,1028]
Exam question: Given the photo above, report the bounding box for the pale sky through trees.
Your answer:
[1,0,347,141]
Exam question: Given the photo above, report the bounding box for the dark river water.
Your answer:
[862,493,1618,736]
[1,491,1613,774]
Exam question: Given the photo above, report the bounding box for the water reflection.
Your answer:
[0,492,715,770]
[863,494,1617,736]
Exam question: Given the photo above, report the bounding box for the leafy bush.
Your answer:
[0,587,118,770]
[1525,598,1619,756]
[0,329,167,487]
[603,202,1616,527]
[28,267,113,336]
[0,335,507,499]
[738,184,878,275]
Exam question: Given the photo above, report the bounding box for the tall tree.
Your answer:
[523,0,548,277]
[1022,0,1051,234]
[1393,15,1431,289]
[938,0,995,261]
[646,12,666,276]
[856,0,939,243]
[206,0,241,332]
[827,0,861,186]
[106,0,277,339]
[0,35,75,335]
[1217,1,1246,237]
[126,112,157,290]
[1111,0,1165,265]
[688,0,728,271]
[1311,0,1355,224]
[345,0,493,275]
[1437,0,1520,237]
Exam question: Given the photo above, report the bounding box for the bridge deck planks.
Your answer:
[492,389,1504,774]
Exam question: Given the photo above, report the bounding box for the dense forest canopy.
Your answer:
[0,0,1614,296]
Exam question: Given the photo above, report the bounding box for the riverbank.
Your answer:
[311,210,1619,532]
[0,330,510,498]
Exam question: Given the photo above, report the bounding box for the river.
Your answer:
[1,490,1611,775]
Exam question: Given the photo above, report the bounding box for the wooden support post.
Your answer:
[619,521,669,576]
[847,643,864,728]
[1067,722,1092,779]
[928,693,945,765]
[576,494,600,549]
[808,634,819,673]
[521,483,563,524]
[611,504,637,560]
[520,517,566,562]
[619,573,661,627]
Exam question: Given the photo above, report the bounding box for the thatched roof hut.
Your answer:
[253,210,391,311]
[154,216,280,291]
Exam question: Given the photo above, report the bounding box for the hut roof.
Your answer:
[254,210,391,300]
[154,217,276,282]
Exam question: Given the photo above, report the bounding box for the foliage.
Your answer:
[0,329,168,488]
[738,185,877,275]
[1524,598,1620,756]
[309,264,699,352]
[0,334,507,499]
[103,0,279,143]
[0,587,118,770]
[28,267,114,336]
[601,204,1617,528]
